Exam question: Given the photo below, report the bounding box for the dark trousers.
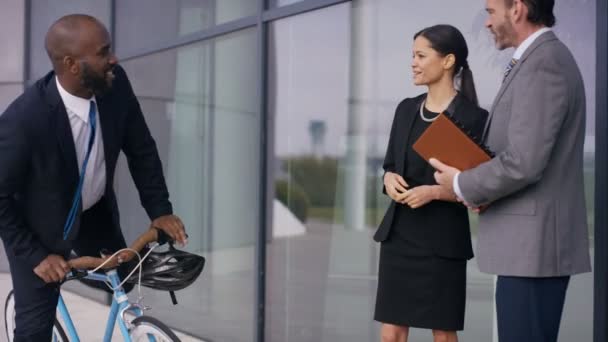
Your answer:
[7,200,131,341]
[6,250,60,342]
[496,275,570,342]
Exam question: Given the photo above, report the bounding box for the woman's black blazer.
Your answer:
[373,93,489,260]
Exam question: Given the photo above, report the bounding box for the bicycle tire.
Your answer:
[4,290,14,341]
[51,319,68,342]
[4,290,68,342]
[129,315,181,342]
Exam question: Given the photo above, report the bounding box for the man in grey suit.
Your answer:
[430,0,591,341]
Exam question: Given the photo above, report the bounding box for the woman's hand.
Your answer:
[401,185,439,209]
[383,172,409,202]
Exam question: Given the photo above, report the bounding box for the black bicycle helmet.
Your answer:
[128,245,205,292]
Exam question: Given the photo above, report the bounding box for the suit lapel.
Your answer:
[484,31,558,139]
[96,96,114,183]
[97,97,114,160]
[46,77,79,187]
[397,98,419,175]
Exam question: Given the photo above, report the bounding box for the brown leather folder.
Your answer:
[413,113,493,171]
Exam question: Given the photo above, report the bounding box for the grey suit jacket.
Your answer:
[459,31,591,277]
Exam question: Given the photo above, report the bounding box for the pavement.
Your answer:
[0,228,595,341]
[0,273,203,342]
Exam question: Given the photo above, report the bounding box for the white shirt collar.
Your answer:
[513,27,552,60]
[55,76,96,123]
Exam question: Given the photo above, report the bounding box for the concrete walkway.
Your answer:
[0,273,202,342]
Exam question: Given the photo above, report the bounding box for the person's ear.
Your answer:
[63,56,79,75]
[511,0,526,23]
[443,54,456,70]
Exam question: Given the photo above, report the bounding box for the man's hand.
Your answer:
[383,172,409,202]
[106,250,137,267]
[34,254,70,283]
[429,158,459,194]
[151,214,187,246]
[401,185,439,209]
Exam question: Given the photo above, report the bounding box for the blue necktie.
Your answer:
[503,58,518,82]
[63,101,97,240]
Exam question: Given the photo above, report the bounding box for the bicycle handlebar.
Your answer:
[67,227,161,271]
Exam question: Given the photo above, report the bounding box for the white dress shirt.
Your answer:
[453,28,552,203]
[56,77,106,210]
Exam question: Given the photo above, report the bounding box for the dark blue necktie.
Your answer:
[63,101,97,240]
[503,58,518,82]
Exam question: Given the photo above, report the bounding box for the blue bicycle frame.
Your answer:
[56,269,145,342]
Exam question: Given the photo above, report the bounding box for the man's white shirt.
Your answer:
[56,77,106,210]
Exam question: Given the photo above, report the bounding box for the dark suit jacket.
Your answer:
[0,65,172,269]
[373,93,488,259]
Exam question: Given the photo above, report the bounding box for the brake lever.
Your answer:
[63,269,89,283]
[99,248,112,258]
[152,227,189,248]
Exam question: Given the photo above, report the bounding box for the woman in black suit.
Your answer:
[373,25,488,342]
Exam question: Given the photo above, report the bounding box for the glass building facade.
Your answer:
[0,1,606,341]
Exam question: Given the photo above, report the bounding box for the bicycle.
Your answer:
[4,228,205,342]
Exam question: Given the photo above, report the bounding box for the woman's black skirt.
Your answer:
[374,227,467,331]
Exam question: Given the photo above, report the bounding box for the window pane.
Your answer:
[29,0,111,81]
[115,0,257,56]
[266,1,595,341]
[268,0,307,7]
[120,27,259,341]
[267,5,377,342]
[0,85,23,114]
[554,0,595,340]
[0,2,24,82]
[0,1,24,273]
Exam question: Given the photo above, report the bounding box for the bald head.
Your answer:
[45,14,109,73]
[45,14,117,98]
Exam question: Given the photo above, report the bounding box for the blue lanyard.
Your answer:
[62,101,97,240]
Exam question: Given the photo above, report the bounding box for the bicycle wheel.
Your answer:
[4,290,15,341]
[4,290,68,342]
[129,315,181,342]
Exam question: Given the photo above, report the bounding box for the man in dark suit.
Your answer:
[0,14,188,341]
[431,1,590,341]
